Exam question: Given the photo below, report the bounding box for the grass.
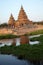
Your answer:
[30,35,43,43]
[23,30,43,36]
[0,34,20,39]
[0,29,43,39]
[0,42,43,61]
[0,30,43,61]
[29,30,43,35]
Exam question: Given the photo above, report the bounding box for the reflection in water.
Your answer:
[0,35,40,47]
[0,43,4,47]
[0,39,13,47]
[0,35,42,65]
[29,34,41,38]
[16,38,20,46]
[0,36,29,47]
[0,54,43,65]
[12,39,16,46]
[29,41,39,45]
[0,54,29,65]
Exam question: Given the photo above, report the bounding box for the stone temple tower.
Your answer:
[8,6,32,28]
[17,6,32,26]
[8,14,15,27]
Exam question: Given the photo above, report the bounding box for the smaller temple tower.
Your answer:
[8,14,15,28]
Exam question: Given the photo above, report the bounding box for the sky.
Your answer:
[0,0,43,24]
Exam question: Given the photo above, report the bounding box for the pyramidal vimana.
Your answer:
[8,6,32,28]
[0,6,43,35]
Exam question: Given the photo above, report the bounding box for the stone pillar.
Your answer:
[20,36,29,44]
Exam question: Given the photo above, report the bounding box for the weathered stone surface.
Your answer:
[12,39,16,46]
[8,14,15,26]
[17,6,32,26]
[8,6,32,27]
[20,36,29,44]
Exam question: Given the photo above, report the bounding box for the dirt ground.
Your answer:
[0,24,43,35]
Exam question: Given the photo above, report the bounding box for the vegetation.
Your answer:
[33,21,43,25]
[25,30,43,36]
[30,35,43,43]
[0,29,43,39]
[0,30,43,61]
[0,34,20,39]
[0,34,43,61]
[29,30,43,35]
[0,23,8,28]
[0,43,43,61]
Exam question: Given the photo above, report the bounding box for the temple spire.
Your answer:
[9,13,15,20]
[18,6,27,19]
[18,6,30,24]
[8,13,15,25]
[21,5,23,10]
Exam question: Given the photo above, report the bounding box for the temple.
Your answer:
[0,6,42,35]
[8,6,32,28]
[8,14,15,27]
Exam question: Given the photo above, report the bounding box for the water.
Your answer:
[16,38,20,46]
[0,34,40,47]
[0,38,21,47]
[0,54,43,65]
[29,34,40,45]
[29,34,41,38]
[0,39,13,47]
[0,35,42,65]
[29,41,39,45]
[0,39,39,47]
[0,54,29,65]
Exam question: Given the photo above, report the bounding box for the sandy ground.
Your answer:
[0,24,43,35]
